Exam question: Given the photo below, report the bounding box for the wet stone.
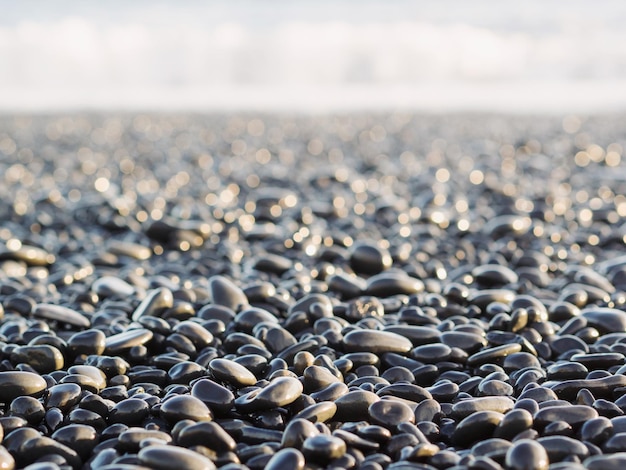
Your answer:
[343,330,413,354]
[105,329,154,353]
[10,345,64,374]
[582,308,626,334]
[234,376,303,412]
[451,411,504,447]
[92,276,135,298]
[32,304,90,328]
[537,435,589,461]
[0,371,47,402]
[208,358,258,387]
[138,445,217,470]
[160,395,213,424]
[368,400,415,430]
[265,448,305,470]
[302,434,347,463]
[505,439,549,470]
[209,275,248,311]
[109,398,150,426]
[176,421,236,452]
[349,241,393,275]
[190,378,235,414]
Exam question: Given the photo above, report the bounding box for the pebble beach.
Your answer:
[1,112,626,469]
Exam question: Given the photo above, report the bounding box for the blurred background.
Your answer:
[1,0,625,113]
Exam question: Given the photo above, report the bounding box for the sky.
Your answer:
[1,0,625,113]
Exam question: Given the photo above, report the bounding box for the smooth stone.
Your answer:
[293,401,337,423]
[603,432,626,452]
[334,390,380,421]
[493,408,533,440]
[451,411,504,447]
[281,418,320,449]
[10,345,64,374]
[138,445,216,470]
[191,379,235,414]
[473,264,519,287]
[505,439,548,470]
[548,374,626,401]
[108,240,151,260]
[117,428,172,452]
[160,395,213,424]
[343,330,412,354]
[410,343,452,363]
[234,307,278,333]
[377,383,432,403]
[265,448,305,470]
[0,371,47,402]
[467,289,516,310]
[67,365,107,391]
[349,241,392,275]
[441,331,487,354]
[582,308,626,334]
[0,446,13,470]
[264,327,297,354]
[0,244,54,266]
[176,421,236,452]
[67,329,106,356]
[581,417,613,445]
[32,304,90,328]
[109,399,150,426]
[309,382,349,402]
[327,273,366,299]
[365,272,424,297]
[105,329,154,353]
[172,321,214,349]
[384,325,442,346]
[251,253,293,275]
[208,275,248,311]
[19,436,81,469]
[451,397,515,419]
[131,287,174,321]
[50,424,98,461]
[9,396,45,425]
[45,383,82,411]
[368,400,415,429]
[92,276,135,298]
[235,376,302,412]
[537,435,589,461]
[168,361,206,385]
[303,365,341,392]
[534,405,598,429]
[302,434,346,463]
[585,453,626,470]
[208,358,257,387]
[467,343,523,367]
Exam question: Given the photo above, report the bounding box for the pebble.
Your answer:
[343,330,413,354]
[235,376,303,412]
[505,439,549,470]
[368,400,415,430]
[2,114,626,470]
[208,358,258,387]
[302,434,347,463]
[160,395,213,424]
[138,445,217,470]
[0,371,47,402]
[32,304,90,328]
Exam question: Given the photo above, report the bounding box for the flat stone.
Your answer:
[32,303,90,328]
[343,330,413,354]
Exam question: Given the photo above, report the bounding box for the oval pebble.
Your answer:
[343,330,413,354]
[505,439,549,470]
[0,371,47,402]
[138,445,216,470]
